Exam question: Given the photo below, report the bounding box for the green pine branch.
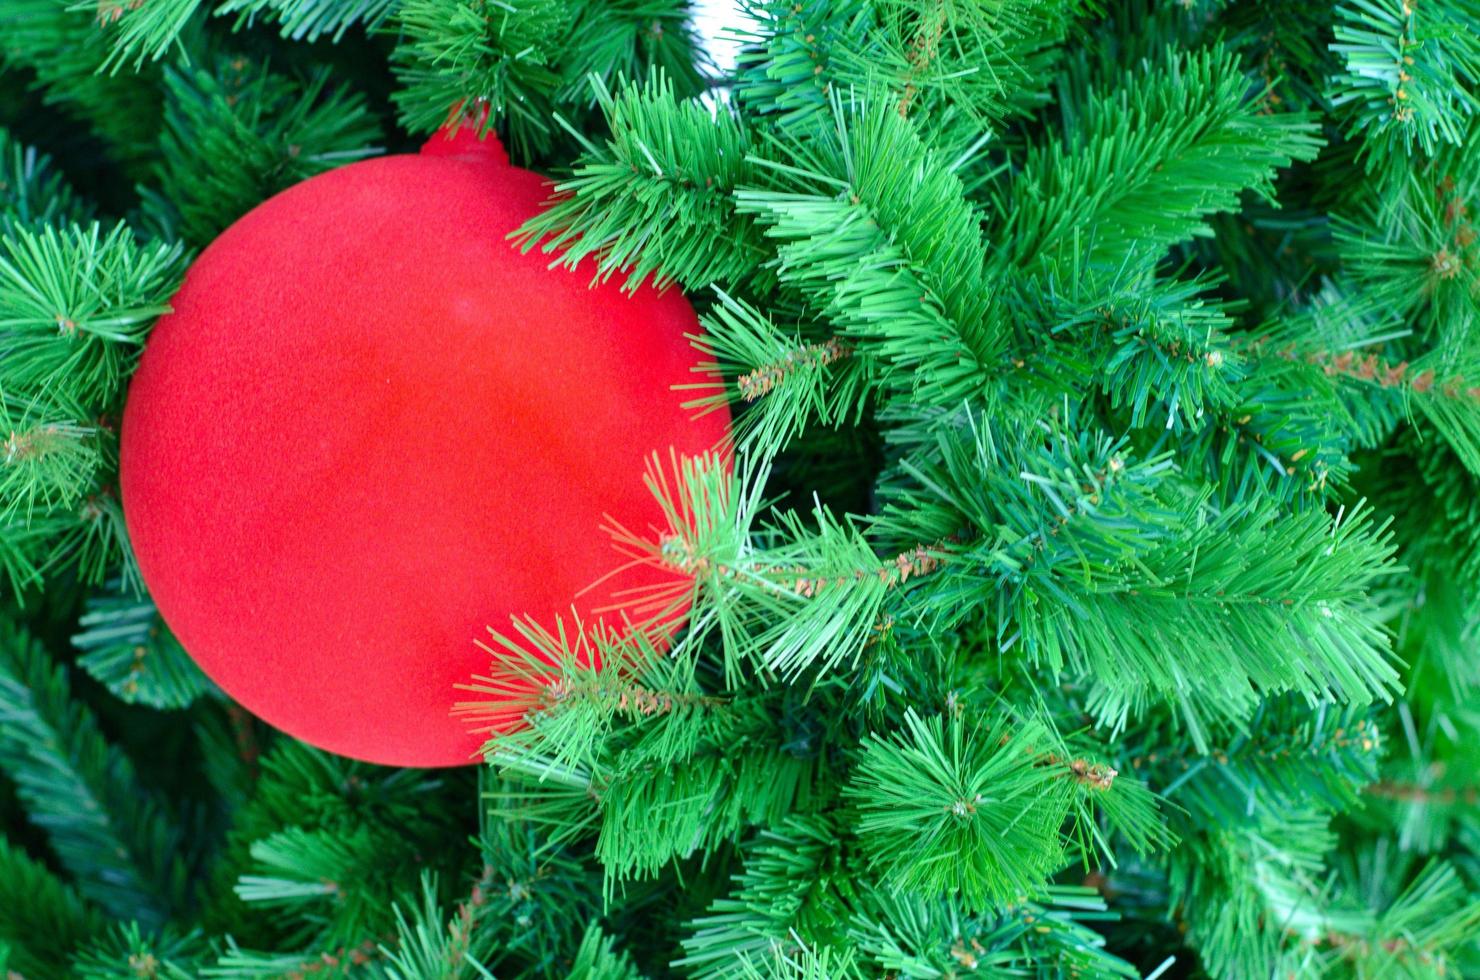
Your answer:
[994,44,1323,274]
[72,588,211,709]
[152,58,383,246]
[1125,698,1384,827]
[0,221,183,407]
[0,127,92,231]
[1328,0,1480,164]
[876,409,1400,747]
[1,391,102,524]
[204,738,465,948]
[555,1,710,106]
[1334,129,1479,353]
[72,922,208,979]
[1173,818,1480,977]
[0,218,179,595]
[732,0,875,133]
[846,710,1074,908]
[0,833,106,978]
[0,0,163,165]
[563,924,644,980]
[685,290,868,461]
[391,0,573,158]
[737,91,1005,408]
[215,0,398,42]
[1168,808,1341,977]
[1032,262,1246,430]
[513,72,768,292]
[598,451,923,684]
[90,0,203,72]
[0,616,190,928]
[856,0,1086,128]
[234,825,396,940]
[847,886,1142,979]
[0,488,134,596]
[736,0,1084,139]
[676,815,842,977]
[474,629,818,889]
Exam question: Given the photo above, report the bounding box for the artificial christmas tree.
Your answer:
[3,0,1480,977]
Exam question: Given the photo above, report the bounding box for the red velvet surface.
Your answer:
[120,132,728,767]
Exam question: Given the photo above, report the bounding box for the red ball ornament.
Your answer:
[121,126,729,767]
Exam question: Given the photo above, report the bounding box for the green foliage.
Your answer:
[1335,144,1479,335]
[0,221,182,406]
[1129,697,1384,827]
[676,815,843,976]
[846,710,1073,908]
[0,127,91,230]
[1035,268,1245,431]
[153,58,383,246]
[565,924,644,980]
[1173,817,1480,977]
[1361,692,1480,856]
[1168,808,1342,977]
[0,0,163,164]
[876,410,1400,744]
[236,825,400,937]
[473,617,818,889]
[851,0,1086,127]
[1199,6,1332,123]
[1328,0,1480,163]
[213,823,600,977]
[392,0,709,162]
[555,1,708,107]
[351,871,499,980]
[0,616,192,928]
[994,44,1323,273]
[847,886,1142,979]
[738,91,1003,408]
[0,218,181,595]
[391,0,574,158]
[736,0,1085,143]
[72,588,211,708]
[1333,125,1480,483]
[0,833,105,977]
[73,922,208,978]
[0,489,133,596]
[679,815,1146,978]
[92,0,205,72]
[0,392,102,523]
[216,0,399,42]
[207,738,472,950]
[5,0,1480,976]
[595,452,904,683]
[72,0,403,74]
[515,73,766,292]
[687,291,869,460]
[733,941,865,980]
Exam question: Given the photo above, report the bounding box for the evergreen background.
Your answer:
[2,0,1479,976]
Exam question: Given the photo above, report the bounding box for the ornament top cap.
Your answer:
[421,106,510,166]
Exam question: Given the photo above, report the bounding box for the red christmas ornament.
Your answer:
[120,126,729,767]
